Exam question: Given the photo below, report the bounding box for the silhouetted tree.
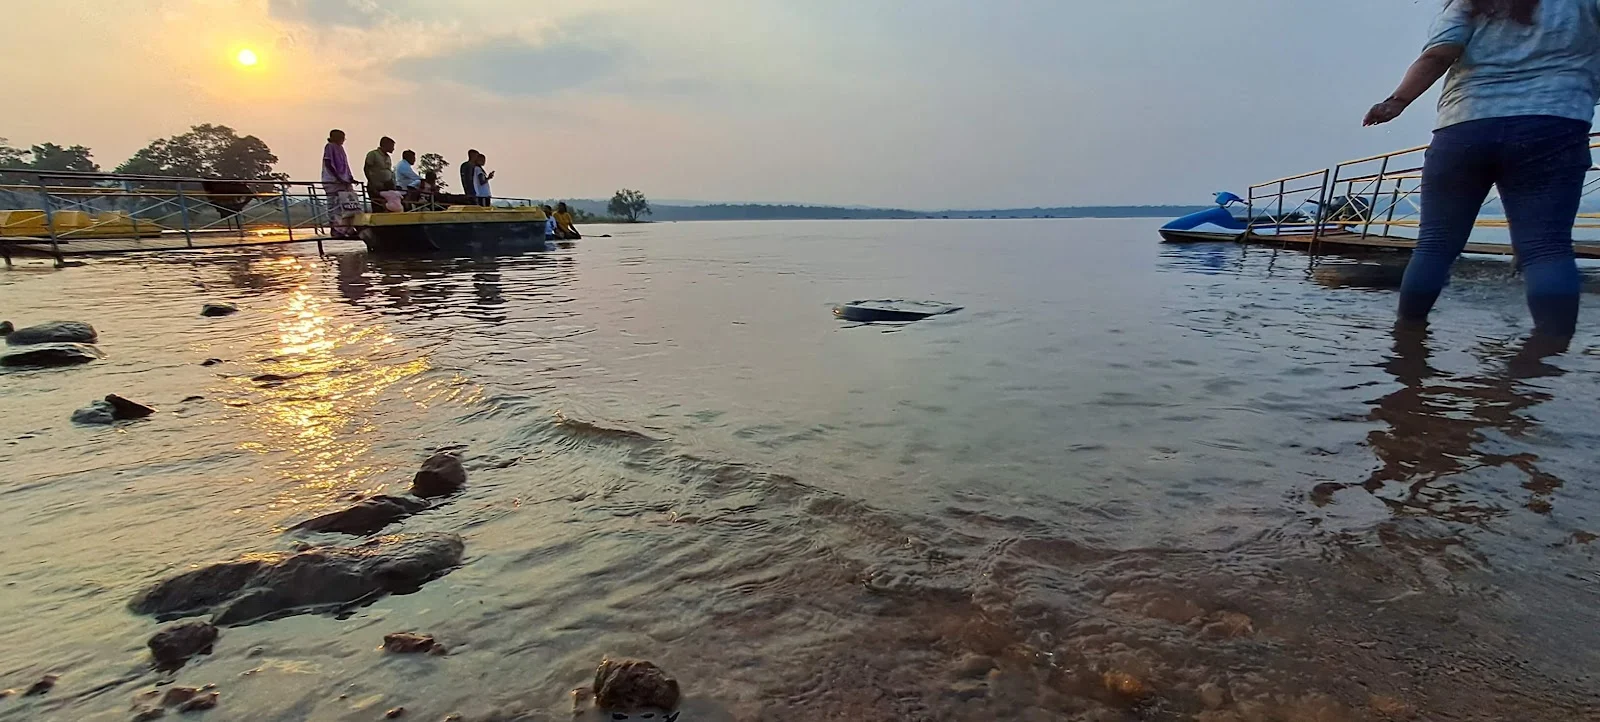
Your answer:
[417,153,449,190]
[116,124,284,179]
[608,189,651,222]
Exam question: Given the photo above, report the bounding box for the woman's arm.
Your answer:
[1364,44,1465,126]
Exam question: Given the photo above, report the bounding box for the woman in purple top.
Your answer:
[321,129,360,239]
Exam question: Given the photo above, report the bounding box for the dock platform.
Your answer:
[1241,230,1600,259]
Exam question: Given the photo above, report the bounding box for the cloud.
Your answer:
[389,38,623,97]
[267,0,391,28]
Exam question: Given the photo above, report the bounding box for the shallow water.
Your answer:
[0,219,1596,721]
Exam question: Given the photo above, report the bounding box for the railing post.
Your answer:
[1361,155,1390,240]
[279,183,295,243]
[36,175,64,267]
[1383,184,1402,238]
[1311,168,1332,254]
[1276,180,1285,236]
[176,186,195,248]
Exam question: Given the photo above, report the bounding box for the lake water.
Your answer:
[1,219,1596,721]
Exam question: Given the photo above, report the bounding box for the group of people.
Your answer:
[320,129,577,240]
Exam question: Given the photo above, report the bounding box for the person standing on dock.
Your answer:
[321,129,359,239]
[364,137,397,212]
[473,153,495,206]
[460,150,479,205]
[1364,0,1597,337]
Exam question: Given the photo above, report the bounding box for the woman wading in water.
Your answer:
[1365,0,1598,337]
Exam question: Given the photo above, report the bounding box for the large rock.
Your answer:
[290,495,429,536]
[5,321,97,345]
[0,321,12,336]
[148,620,218,668]
[409,452,466,499]
[1,342,104,367]
[71,400,117,425]
[106,394,156,419]
[127,533,465,626]
[200,303,239,317]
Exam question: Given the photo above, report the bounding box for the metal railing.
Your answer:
[1245,131,1600,254]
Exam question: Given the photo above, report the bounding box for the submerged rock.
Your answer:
[833,300,962,323]
[5,320,97,345]
[128,533,465,626]
[107,394,156,419]
[382,632,437,654]
[0,342,103,367]
[23,674,58,696]
[292,495,430,536]
[200,302,239,317]
[409,452,466,499]
[71,400,117,425]
[592,658,681,714]
[0,321,12,335]
[148,620,219,668]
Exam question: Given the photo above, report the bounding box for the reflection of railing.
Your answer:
[1246,131,1600,254]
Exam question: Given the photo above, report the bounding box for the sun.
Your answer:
[236,48,258,67]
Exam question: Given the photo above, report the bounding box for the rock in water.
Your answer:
[0,321,12,336]
[72,400,117,425]
[127,533,466,626]
[409,452,466,499]
[23,674,58,696]
[291,496,430,536]
[148,621,219,668]
[5,320,97,345]
[200,302,239,317]
[593,659,681,714]
[383,632,437,654]
[0,342,103,367]
[106,394,156,419]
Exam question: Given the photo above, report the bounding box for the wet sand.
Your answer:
[0,219,1596,721]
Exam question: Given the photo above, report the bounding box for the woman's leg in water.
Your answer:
[1399,120,1498,323]
[1495,116,1590,337]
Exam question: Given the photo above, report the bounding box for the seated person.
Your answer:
[554,202,582,239]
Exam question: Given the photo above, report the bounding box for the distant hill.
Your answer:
[562,200,1206,222]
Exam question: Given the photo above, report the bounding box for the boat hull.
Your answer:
[360,221,551,255]
[1158,228,1242,243]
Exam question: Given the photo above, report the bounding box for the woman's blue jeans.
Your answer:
[1400,115,1591,336]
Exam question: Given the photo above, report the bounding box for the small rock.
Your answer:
[251,373,303,384]
[292,496,430,536]
[182,396,205,403]
[0,688,11,699]
[409,452,466,499]
[72,400,117,425]
[952,654,996,678]
[1101,670,1146,701]
[148,620,219,668]
[177,691,218,712]
[162,687,200,707]
[200,303,238,317]
[593,658,680,713]
[383,632,436,654]
[0,321,12,335]
[200,358,224,366]
[1198,682,1228,710]
[246,646,265,658]
[1,342,103,367]
[385,707,406,719]
[443,715,463,722]
[106,394,157,419]
[5,320,97,345]
[23,673,58,696]
[426,644,449,656]
[132,706,167,721]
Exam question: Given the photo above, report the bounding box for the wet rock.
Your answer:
[107,394,157,419]
[127,533,465,625]
[385,707,406,718]
[201,358,223,366]
[1198,682,1228,710]
[200,303,238,317]
[177,691,219,712]
[5,320,97,345]
[1101,671,1147,701]
[182,395,205,403]
[23,673,58,696]
[132,705,167,721]
[426,643,449,656]
[148,620,218,668]
[72,400,117,425]
[161,687,201,707]
[1201,611,1255,639]
[291,495,429,536]
[251,373,304,384]
[1,342,103,367]
[409,452,466,499]
[593,658,681,714]
[383,632,437,654]
[0,321,11,335]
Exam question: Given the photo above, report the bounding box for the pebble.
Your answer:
[385,707,406,719]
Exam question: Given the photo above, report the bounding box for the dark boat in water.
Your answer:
[357,206,551,254]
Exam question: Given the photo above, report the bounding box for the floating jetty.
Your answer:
[1161,137,1600,259]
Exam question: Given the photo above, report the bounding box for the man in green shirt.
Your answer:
[363,136,396,211]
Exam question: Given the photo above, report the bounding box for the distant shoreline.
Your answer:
[564,200,1204,223]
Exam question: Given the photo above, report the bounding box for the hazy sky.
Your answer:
[2,1,1484,208]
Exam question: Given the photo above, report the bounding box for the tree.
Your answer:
[417,153,449,190]
[0,138,26,169]
[0,139,99,184]
[609,189,651,222]
[115,124,283,179]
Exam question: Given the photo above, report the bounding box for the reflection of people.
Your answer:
[473,153,495,206]
[459,150,478,206]
[320,129,359,239]
[555,201,582,239]
[1364,0,1596,337]
[364,136,397,212]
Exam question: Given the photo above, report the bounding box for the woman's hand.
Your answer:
[1364,98,1409,126]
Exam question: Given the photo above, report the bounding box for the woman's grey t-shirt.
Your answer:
[1428,0,1600,129]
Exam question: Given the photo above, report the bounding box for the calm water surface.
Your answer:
[0,220,1596,721]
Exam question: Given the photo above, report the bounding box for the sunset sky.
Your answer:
[3,0,1476,208]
